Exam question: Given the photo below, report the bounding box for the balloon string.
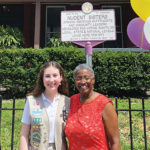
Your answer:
[140,26,144,49]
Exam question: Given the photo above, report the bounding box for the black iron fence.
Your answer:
[0,95,150,150]
[0,95,25,150]
[115,97,150,150]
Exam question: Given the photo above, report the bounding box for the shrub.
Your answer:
[0,47,150,98]
[93,51,150,97]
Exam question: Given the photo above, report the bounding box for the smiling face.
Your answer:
[43,66,62,93]
[75,69,95,97]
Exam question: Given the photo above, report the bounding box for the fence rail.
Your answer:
[0,95,150,150]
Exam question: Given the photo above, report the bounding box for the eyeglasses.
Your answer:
[75,76,92,81]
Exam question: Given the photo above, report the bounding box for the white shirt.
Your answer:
[21,93,60,143]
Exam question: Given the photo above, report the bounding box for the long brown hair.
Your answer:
[27,61,69,97]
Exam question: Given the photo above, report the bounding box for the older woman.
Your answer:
[65,64,121,150]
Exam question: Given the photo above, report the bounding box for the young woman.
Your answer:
[20,61,70,150]
[65,64,121,150]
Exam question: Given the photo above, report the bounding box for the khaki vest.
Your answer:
[28,94,70,150]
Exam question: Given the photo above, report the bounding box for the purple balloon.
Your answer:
[127,17,150,49]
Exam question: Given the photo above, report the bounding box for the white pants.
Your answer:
[48,143,56,150]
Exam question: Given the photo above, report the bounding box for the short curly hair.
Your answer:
[73,63,95,79]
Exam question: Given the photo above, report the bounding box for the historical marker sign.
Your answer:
[61,9,116,42]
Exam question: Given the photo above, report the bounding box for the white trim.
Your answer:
[34,0,41,49]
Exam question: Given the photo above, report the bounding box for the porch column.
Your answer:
[34,0,41,49]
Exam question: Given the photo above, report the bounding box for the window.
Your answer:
[45,6,65,44]
[0,4,24,31]
[101,5,123,48]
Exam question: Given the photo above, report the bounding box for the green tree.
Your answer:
[0,25,24,48]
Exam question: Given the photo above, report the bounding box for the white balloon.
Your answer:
[144,16,150,44]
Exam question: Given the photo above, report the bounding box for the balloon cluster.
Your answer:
[127,0,150,49]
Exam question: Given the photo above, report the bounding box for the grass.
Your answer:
[1,99,25,150]
[0,98,150,150]
[113,98,150,150]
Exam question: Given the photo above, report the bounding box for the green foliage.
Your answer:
[0,48,150,98]
[0,25,24,48]
[1,99,25,150]
[46,34,75,47]
[93,51,150,97]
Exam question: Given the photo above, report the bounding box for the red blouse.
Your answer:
[65,93,113,150]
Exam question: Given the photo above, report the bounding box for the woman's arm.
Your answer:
[20,123,30,150]
[103,103,121,150]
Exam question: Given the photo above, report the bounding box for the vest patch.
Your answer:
[32,123,41,148]
[33,100,40,106]
[32,108,43,116]
[33,118,42,124]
